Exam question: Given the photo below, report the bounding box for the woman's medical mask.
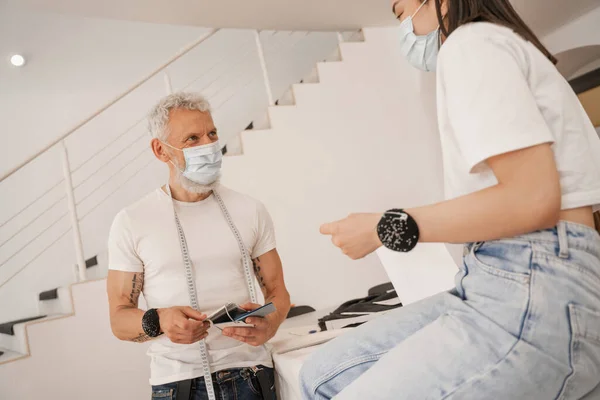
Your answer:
[398,0,440,72]
[163,140,222,185]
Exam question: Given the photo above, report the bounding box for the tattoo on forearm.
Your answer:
[131,333,151,343]
[129,273,144,305]
[252,257,266,289]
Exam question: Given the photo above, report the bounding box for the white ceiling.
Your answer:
[4,0,599,36]
[556,45,600,79]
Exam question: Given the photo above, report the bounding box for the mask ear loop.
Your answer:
[411,0,429,19]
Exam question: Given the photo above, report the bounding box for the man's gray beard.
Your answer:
[174,167,221,195]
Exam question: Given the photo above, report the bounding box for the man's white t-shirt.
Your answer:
[108,185,276,385]
[436,22,600,210]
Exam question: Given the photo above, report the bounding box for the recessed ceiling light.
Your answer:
[10,54,26,67]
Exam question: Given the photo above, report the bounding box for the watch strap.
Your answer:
[141,308,161,337]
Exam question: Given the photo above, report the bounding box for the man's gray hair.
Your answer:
[148,92,211,141]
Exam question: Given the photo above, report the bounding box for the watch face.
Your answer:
[378,209,419,253]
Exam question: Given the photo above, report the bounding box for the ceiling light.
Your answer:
[10,54,26,67]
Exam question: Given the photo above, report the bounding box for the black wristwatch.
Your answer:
[142,308,162,338]
[377,209,420,253]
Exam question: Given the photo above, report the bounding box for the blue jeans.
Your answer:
[300,222,600,399]
[151,366,275,400]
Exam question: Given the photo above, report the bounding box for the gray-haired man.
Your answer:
[107,92,290,399]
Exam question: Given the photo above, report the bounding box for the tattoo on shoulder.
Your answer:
[131,333,150,343]
[252,257,266,289]
[129,273,144,305]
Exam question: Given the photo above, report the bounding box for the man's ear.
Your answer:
[151,138,170,163]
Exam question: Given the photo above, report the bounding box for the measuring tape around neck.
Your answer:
[167,185,258,400]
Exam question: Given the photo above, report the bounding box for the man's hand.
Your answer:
[157,306,210,345]
[221,303,280,347]
[320,213,383,260]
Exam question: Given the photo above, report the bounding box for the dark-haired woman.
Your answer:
[300,0,600,398]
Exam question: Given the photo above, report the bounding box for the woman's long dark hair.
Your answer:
[433,0,557,64]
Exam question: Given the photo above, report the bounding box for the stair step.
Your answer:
[224,134,243,156]
[325,47,342,63]
[276,87,296,106]
[0,315,46,336]
[38,286,74,316]
[0,347,26,364]
[86,255,98,269]
[343,30,365,43]
[303,66,320,84]
[39,288,58,301]
[339,42,366,63]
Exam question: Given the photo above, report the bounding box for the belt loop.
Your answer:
[558,221,569,259]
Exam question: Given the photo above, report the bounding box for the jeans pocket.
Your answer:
[558,304,600,400]
[470,241,531,283]
[247,375,262,396]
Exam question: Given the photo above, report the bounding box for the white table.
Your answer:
[270,307,345,400]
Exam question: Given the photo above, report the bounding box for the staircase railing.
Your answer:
[0,28,362,293]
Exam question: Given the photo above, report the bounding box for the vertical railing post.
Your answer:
[254,30,275,106]
[164,71,173,95]
[60,141,86,282]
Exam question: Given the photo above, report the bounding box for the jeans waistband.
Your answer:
[470,221,600,260]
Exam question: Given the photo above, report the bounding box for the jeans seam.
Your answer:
[310,352,387,395]
[440,252,535,400]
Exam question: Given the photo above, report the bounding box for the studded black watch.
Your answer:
[141,308,162,338]
[377,209,420,252]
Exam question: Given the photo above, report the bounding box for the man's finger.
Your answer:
[181,307,206,321]
[191,332,209,343]
[320,222,336,235]
[191,321,211,335]
[227,333,253,343]
[245,317,268,329]
[239,302,261,311]
[223,327,256,338]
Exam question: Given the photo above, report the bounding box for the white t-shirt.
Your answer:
[436,22,600,211]
[108,185,276,385]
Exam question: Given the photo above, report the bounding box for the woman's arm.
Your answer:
[320,143,560,259]
[410,142,560,243]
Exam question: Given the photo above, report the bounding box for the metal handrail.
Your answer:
[0,29,219,183]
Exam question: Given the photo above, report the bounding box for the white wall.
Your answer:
[0,280,152,399]
[572,58,600,79]
[0,8,341,323]
[221,27,443,309]
[543,5,600,55]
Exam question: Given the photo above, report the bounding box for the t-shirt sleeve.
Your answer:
[439,35,554,173]
[251,201,277,259]
[108,210,144,272]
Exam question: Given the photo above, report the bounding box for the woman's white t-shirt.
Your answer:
[108,186,276,385]
[436,22,600,211]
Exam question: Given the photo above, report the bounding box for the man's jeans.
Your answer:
[300,222,600,399]
[151,366,275,400]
